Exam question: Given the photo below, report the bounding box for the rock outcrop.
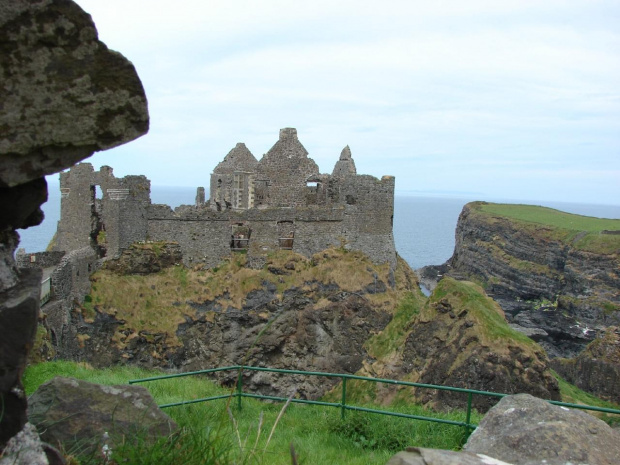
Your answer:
[0,0,148,450]
[103,241,183,275]
[464,394,620,465]
[422,202,620,358]
[0,0,149,187]
[51,250,412,400]
[388,394,620,465]
[551,326,620,403]
[387,448,512,465]
[28,377,177,454]
[359,277,559,413]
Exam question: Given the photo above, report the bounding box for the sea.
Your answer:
[16,185,620,270]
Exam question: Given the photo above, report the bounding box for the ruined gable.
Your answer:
[210,143,258,211]
[255,128,320,208]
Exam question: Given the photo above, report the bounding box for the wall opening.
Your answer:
[231,223,251,251]
[278,221,294,249]
[94,185,103,200]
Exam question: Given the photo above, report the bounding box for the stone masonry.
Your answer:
[53,128,397,270]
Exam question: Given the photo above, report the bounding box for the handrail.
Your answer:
[129,365,620,434]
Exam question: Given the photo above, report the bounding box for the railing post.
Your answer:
[237,366,243,411]
[341,377,347,420]
[465,391,473,433]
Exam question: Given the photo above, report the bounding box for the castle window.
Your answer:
[231,223,251,251]
[277,221,294,250]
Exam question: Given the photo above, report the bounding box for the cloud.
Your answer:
[74,0,620,206]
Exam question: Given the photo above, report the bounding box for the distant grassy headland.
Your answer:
[475,202,620,254]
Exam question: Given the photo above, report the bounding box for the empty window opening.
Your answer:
[278,221,295,250]
[94,185,103,199]
[231,223,251,251]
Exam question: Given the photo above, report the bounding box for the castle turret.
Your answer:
[332,145,357,178]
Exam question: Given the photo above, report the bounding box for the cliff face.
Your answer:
[51,249,415,400]
[445,202,620,358]
[351,277,560,413]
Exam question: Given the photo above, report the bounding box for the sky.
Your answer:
[66,0,620,205]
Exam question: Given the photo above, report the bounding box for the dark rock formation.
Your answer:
[464,394,620,464]
[551,326,620,403]
[28,377,177,454]
[422,202,620,358]
[0,0,148,450]
[103,241,183,275]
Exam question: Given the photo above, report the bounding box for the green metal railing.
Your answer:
[129,365,620,434]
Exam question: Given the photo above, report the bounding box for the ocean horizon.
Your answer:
[17,183,620,270]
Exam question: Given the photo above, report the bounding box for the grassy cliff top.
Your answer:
[471,202,620,254]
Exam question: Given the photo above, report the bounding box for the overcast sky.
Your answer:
[68,0,619,205]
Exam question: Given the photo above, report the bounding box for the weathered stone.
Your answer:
[0,267,41,446]
[387,448,512,465]
[53,129,397,270]
[464,394,620,465]
[28,377,177,454]
[0,0,149,187]
[0,423,48,465]
[332,145,357,178]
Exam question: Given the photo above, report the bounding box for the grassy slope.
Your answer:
[24,361,470,464]
[476,202,620,254]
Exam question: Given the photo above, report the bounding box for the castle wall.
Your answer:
[54,163,150,258]
[341,175,396,268]
[53,130,397,275]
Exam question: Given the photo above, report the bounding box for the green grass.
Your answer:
[553,370,620,427]
[24,361,476,464]
[475,202,620,254]
[479,203,620,232]
[430,277,537,347]
[365,291,424,359]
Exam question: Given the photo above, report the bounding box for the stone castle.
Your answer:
[52,128,396,269]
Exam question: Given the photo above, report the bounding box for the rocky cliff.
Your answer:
[423,202,620,359]
[343,277,560,413]
[52,248,416,399]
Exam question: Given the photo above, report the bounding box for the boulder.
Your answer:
[387,448,511,465]
[464,394,620,465]
[28,377,177,454]
[0,0,149,187]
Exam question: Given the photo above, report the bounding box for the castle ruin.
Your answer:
[52,128,396,269]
